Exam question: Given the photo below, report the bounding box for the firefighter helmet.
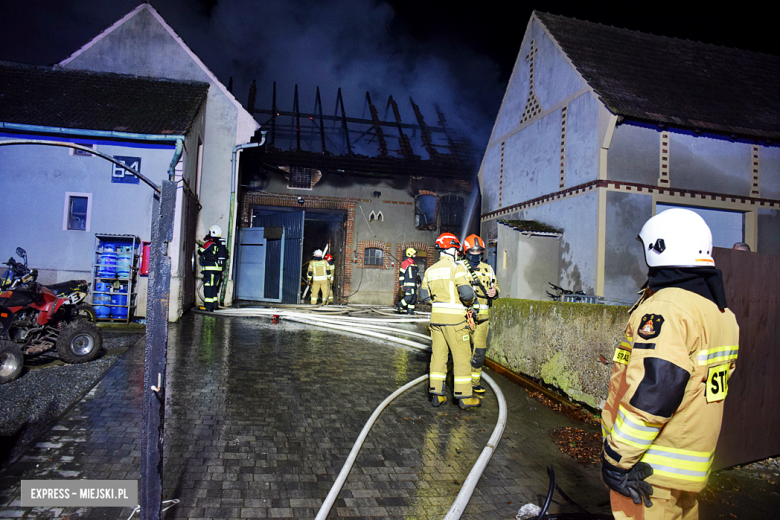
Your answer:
[313,249,323,258]
[435,233,460,251]
[638,208,714,268]
[462,234,485,254]
[405,247,417,257]
[324,254,333,262]
[209,225,222,238]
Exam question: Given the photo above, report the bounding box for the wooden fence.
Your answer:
[713,247,780,469]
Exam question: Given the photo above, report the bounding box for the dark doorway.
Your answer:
[301,211,346,302]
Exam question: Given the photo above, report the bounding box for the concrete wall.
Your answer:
[495,224,560,300]
[603,191,652,303]
[488,298,628,409]
[481,16,596,216]
[0,133,182,318]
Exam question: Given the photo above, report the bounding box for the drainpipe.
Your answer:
[223,130,268,306]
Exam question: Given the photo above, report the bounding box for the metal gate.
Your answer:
[236,210,304,304]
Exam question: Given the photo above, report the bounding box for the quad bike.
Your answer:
[0,249,102,384]
[1,247,96,322]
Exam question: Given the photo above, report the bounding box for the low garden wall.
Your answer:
[487,299,630,410]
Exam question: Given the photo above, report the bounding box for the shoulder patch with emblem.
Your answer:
[637,314,664,339]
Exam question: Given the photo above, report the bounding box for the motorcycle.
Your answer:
[0,248,103,384]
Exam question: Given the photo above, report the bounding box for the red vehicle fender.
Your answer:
[33,286,58,325]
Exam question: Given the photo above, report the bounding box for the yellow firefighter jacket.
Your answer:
[459,260,500,322]
[421,255,472,326]
[307,259,331,282]
[602,287,739,493]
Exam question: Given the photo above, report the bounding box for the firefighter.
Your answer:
[397,247,419,314]
[324,253,335,303]
[307,249,331,305]
[197,225,228,312]
[419,233,481,409]
[601,208,739,520]
[460,234,499,395]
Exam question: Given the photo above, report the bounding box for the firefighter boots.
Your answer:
[458,395,482,409]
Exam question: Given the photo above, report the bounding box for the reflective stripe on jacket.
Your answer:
[601,287,739,492]
[307,260,330,281]
[421,255,471,325]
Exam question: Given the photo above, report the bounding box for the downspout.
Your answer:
[223,130,268,305]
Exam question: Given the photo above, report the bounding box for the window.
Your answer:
[63,192,92,231]
[656,204,743,248]
[286,166,323,189]
[439,194,464,233]
[364,247,384,266]
[415,194,437,230]
[69,144,96,156]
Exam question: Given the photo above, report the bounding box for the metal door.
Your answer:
[245,210,305,304]
[236,228,266,301]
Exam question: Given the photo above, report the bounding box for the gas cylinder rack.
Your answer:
[92,234,140,323]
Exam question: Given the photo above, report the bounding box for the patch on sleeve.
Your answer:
[637,314,665,340]
[613,348,631,365]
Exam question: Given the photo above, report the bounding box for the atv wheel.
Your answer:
[76,303,97,323]
[56,320,103,364]
[0,341,24,384]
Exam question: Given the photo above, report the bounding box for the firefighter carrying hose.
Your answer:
[307,249,331,305]
[397,247,419,314]
[419,233,481,409]
[459,234,499,395]
[197,225,228,312]
[601,208,739,520]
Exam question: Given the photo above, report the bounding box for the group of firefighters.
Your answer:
[198,208,737,520]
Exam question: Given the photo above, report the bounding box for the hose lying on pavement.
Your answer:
[212,305,507,520]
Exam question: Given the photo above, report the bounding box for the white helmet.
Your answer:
[209,225,222,238]
[638,208,714,268]
[313,249,323,258]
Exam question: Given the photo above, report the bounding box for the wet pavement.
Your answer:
[0,312,610,519]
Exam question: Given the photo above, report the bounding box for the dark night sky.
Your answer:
[1,1,777,154]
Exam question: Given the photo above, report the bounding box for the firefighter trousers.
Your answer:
[203,271,221,311]
[429,323,473,399]
[470,319,489,385]
[610,486,698,520]
[310,280,330,304]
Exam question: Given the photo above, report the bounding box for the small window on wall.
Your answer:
[63,192,92,231]
[656,204,743,248]
[364,247,384,267]
[415,194,437,230]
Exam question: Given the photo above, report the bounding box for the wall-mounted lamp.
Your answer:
[297,196,305,206]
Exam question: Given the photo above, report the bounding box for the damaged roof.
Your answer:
[0,61,209,136]
[535,12,780,140]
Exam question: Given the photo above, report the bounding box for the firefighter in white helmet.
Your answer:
[601,208,739,520]
[307,249,331,305]
[197,225,228,312]
[419,233,481,409]
[459,234,499,395]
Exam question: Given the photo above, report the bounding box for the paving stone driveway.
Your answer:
[0,312,610,519]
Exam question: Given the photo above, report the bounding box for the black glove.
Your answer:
[602,456,654,507]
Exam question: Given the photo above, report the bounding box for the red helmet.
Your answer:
[435,232,461,250]
[462,234,485,254]
[324,254,333,262]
